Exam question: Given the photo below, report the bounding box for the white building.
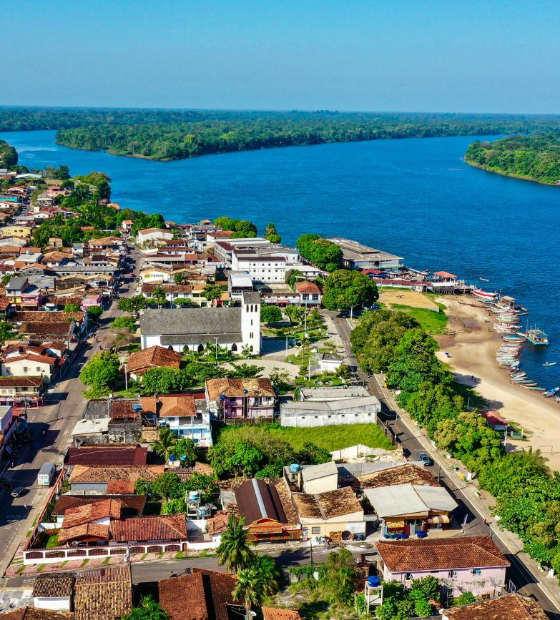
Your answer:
[139,291,261,354]
[280,396,380,428]
[137,228,174,245]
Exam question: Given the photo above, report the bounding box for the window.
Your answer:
[405,573,413,581]
[472,568,482,576]
[311,527,321,535]
[23,367,28,373]
[448,570,457,579]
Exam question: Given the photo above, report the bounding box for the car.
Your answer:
[11,486,27,498]
[418,452,433,466]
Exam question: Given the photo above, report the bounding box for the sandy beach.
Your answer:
[436,297,560,471]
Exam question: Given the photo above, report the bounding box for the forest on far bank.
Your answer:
[3,106,560,161]
[465,133,560,185]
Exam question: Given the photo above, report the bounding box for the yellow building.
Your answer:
[1,226,32,239]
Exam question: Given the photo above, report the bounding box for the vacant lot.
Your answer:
[217,423,394,452]
[379,288,440,311]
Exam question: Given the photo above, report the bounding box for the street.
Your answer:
[0,245,141,578]
[330,311,560,619]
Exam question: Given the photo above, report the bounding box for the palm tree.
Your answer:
[232,556,281,616]
[217,514,254,573]
[153,427,176,462]
[125,594,169,619]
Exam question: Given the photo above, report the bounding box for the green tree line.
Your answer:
[48,111,560,161]
[465,133,560,185]
[351,308,560,580]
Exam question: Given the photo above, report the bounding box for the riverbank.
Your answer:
[464,157,560,187]
[436,297,560,471]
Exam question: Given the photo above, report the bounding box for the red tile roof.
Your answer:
[57,523,110,545]
[74,565,132,620]
[159,569,239,620]
[106,480,136,495]
[69,465,164,483]
[62,498,122,528]
[295,281,321,294]
[141,394,198,417]
[206,377,275,400]
[110,515,187,542]
[0,376,43,387]
[53,494,146,517]
[127,345,182,374]
[443,593,548,619]
[262,609,302,620]
[66,446,148,466]
[377,536,510,573]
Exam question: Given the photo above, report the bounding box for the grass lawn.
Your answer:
[218,423,394,452]
[390,303,448,334]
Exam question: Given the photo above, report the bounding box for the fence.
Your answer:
[23,541,188,565]
[25,467,67,551]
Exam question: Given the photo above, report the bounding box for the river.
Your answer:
[2,129,560,388]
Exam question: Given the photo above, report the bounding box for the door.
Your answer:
[409,520,417,535]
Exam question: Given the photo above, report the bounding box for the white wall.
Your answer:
[34,597,71,611]
[241,300,261,355]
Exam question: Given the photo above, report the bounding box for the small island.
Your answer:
[465,133,560,185]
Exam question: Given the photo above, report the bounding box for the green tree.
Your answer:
[217,513,254,574]
[285,305,305,325]
[226,363,264,379]
[202,284,226,305]
[296,234,343,271]
[118,295,148,315]
[169,437,198,467]
[323,269,378,313]
[142,367,189,394]
[152,286,167,307]
[152,428,177,462]
[0,321,15,345]
[150,472,183,502]
[63,303,80,313]
[265,222,281,244]
[260,305,283,324]
[87,305,104,321]
[455,592,476,607]
[79,351,120,393]
[111,315,137,333]
[233,555,281,613]
[124,595,169,620]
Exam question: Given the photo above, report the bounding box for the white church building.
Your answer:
[139,292,261,355]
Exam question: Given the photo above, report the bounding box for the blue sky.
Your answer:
[4,0,560,113]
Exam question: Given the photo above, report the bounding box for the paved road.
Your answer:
[330,311,560,618]
[0,246,141,578]
[4,543,371,587]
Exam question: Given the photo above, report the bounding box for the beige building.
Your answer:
[285,461,339,495]
[292,486,365,539]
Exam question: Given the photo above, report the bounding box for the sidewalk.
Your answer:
[375,374,560,610]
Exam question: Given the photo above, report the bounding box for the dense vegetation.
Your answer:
[323,269,379,311]
[0,139,18,168]
[43,109,560,161]
[465,133,560,185]
[351,308,560,580]
[296,233,343,272]
[213,216,257,238]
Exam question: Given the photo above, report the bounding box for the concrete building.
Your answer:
[376,536,510,598]
[328,237,403,271]
[292,486,365,539]
[280,395,380,427]
[139,291,261,354]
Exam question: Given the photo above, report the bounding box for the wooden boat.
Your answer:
[543,362,557,367]
[543,387,560,398]
[474,288,499,302]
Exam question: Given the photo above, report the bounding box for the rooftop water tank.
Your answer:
[367,576,381,588]
[189,491,200,501]
[290,463,301,473]
[199,507,209,516]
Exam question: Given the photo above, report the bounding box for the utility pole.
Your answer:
[124,364,128,391]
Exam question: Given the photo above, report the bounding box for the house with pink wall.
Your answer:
[205,378,276,421]
[376,536,510,598]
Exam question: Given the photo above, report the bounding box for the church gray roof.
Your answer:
[140,307,242,337]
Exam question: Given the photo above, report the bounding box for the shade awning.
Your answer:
[428,515,450,524]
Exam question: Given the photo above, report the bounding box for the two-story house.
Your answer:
[206,377,276,421]
[140,393,213,447]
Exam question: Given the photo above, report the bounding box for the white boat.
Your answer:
[543,362,557,367]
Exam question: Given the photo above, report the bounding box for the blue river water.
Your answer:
[2,129,560,388]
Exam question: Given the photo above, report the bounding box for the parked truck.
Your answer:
[37,462,56,486]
